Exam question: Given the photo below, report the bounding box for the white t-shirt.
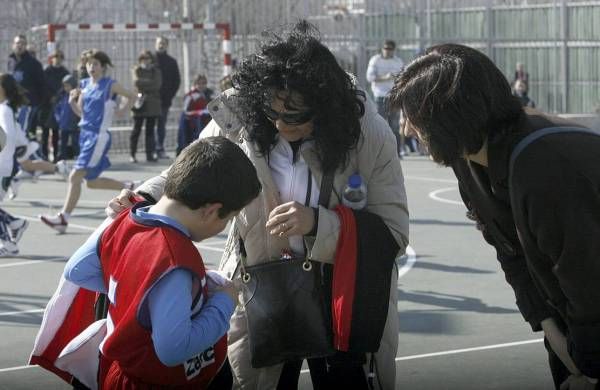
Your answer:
[269,137,320,256]
[0,102,18,177]
[366,54,405,98]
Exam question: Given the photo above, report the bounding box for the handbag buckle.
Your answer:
[302,260,312,272]
[242,272,251,283]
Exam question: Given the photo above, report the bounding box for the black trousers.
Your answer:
[277,353,369,390]
[544,338,600,390]
[130,116,157,160]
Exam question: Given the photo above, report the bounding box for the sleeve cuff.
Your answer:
[514,289,553,332]
[568,323,600,378]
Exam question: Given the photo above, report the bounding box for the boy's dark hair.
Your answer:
[383,40,396,50]
[389,43,523,166]
[232,20,364,174]
[164,136,261,217]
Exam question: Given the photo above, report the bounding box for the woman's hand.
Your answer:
[560,375,598,390]
[266,201,315,237]
[105,189,136,218]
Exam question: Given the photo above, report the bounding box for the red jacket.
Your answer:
[98,207,227,389]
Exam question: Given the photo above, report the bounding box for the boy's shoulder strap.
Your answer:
[508,126,600,189]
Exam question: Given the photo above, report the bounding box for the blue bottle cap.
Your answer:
[348,173,362,188]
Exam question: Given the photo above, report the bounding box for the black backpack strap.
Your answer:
[509,127,600,188]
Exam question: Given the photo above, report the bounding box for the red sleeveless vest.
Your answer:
[98,207,227,388]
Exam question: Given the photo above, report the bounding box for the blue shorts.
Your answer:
[74,130,111,180]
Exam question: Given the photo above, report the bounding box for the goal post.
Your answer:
[28,22,233,154]
[30,22,232,91]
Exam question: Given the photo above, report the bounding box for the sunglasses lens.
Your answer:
[263,105,313,125]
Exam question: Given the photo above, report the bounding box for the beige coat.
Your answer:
[137,88,409,390]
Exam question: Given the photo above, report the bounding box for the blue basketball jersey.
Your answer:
[79,77,116,134]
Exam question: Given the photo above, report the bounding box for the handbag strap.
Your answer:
[239,169,335,278]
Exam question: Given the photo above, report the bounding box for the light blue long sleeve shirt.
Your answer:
[64,207,235,366]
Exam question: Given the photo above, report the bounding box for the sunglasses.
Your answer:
[383,47,394,51]
[263,105,314,125]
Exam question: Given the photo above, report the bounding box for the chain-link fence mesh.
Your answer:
[1,0,599,154]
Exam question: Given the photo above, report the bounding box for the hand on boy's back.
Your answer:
[106,189,136,218]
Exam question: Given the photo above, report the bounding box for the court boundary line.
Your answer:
[428,187,463,205]
[0,338,544,374]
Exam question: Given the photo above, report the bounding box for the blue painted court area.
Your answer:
[0,155,554,389]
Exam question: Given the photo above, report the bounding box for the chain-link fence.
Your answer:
[1,0,599,154]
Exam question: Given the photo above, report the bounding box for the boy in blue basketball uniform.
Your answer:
[40,50,139,233]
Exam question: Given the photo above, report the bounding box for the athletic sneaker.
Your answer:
[157,150,170,159]
[15,169,33,180]
[15,169,42,183]
[55,160,70,181]
[39,213,68,234]
[8,219,29,243]
[0,240,18,257]
[8,178,21,200]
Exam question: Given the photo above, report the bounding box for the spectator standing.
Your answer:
[7,34,45,138]
[154,36,181,159]
[514,61,530,85]
[176,74,213,155]
[130,50,162,163]
[513,79,536,108]
[41,49,70,161]
[366,40,405,156]
[54,74,80,160]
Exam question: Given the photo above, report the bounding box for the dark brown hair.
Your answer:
[389,43,523,166]
[164,136,261,217]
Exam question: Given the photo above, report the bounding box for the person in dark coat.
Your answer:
[513,79,536,108]
[390,43,600,390]
[7,34,45,137]
[130,50,162,163]
[40,49,70,161]
[154,36,181,159]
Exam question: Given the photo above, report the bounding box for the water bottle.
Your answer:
[342,173,367,210]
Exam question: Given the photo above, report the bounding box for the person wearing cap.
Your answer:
[54,74,80,161]
[41,49,70,161]
[366,40,405,156]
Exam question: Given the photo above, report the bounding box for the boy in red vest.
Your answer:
[63,136,261,389]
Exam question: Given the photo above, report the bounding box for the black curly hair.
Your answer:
[0,73,28,113]
[232,20,364,173]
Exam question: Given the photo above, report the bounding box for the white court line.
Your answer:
[1,338,544,374]
[0,257,67,268]
[395,338,544,361]
[0,365,34,373]
[404,175,458,184]
[0,308,44,317]
[7,198,109,206]
[428,187,463,205]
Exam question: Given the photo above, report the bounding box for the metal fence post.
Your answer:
[560,0,569,112]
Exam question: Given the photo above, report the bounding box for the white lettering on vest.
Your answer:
[183,346,216,380]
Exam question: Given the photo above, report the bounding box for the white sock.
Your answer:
[61,212,71,221]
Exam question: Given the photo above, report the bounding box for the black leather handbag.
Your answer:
[239,171,336,368]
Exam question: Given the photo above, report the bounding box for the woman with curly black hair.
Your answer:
[109,21,408,389]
